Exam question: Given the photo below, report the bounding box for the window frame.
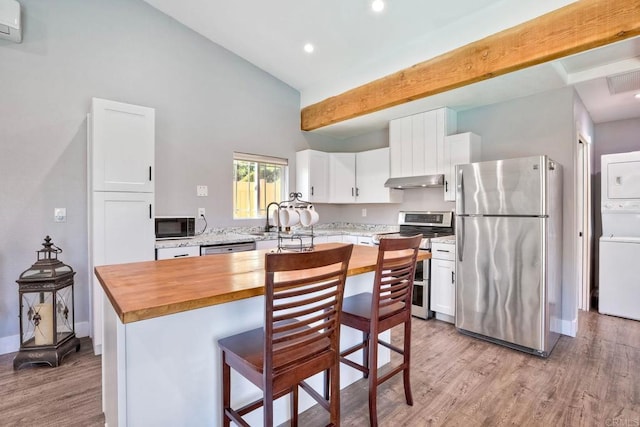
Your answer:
[232,152,289,220]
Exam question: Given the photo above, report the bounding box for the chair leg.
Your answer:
[330,363,340,425]
[403,320,413,406]
[291,385,299,427]
[362,331,370,379]
[368,332,378,427]
[264,387,274,427]
[323,368,330,400]
[222,352,231,427]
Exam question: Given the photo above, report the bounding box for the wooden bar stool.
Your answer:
[339,235,421,427]
[218,244,354,427]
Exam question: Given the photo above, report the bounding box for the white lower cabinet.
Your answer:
[156,246,200,260]
[256,239,279,250]
[342,235,374,246]
[430,242,456,322]
[90,191,155,354]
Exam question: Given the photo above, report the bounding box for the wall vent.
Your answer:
[606,69,640,95]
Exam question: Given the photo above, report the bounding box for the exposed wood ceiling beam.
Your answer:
[301,0,640,131]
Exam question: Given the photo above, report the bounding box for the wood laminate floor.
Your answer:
[0,337,104,426]
[0,311,638,426]
[299,310,640,426]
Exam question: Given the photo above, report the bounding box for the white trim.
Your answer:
[560,318,578,338]
[233,151,289,165]
[0,321,91,356]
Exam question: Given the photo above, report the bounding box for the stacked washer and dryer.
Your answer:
[599,150,640,321]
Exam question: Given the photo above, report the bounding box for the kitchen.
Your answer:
[1,0,639,425]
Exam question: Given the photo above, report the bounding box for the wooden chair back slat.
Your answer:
[265,245,353,373]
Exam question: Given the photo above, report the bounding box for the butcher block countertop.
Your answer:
[94,243,430,324]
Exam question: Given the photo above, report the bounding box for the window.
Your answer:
[233,152,288,219]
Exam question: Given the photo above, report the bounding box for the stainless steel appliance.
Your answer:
[374,211,454,320]
[155,216,196,240]
[200,241,256,255]
[455,155,563,357]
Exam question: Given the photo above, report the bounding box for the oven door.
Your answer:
[411,258,432,319]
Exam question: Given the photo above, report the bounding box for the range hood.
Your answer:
[384,174,444,189]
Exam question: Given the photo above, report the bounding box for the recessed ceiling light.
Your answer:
[371,0,384,12]
[635,93,640,100]
[303,43,314,53]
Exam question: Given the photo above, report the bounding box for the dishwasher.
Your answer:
[200,241,256,255]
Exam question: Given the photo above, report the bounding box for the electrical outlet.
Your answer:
[54,208,66,222]
[361,208,367,217]
[198,208,206,218]
[196,185,208,197]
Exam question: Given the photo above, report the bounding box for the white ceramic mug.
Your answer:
[299,206,319,226]
[279,206,300,227]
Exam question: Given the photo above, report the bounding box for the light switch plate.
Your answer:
[197,185,208,197]
[54,208,66,222]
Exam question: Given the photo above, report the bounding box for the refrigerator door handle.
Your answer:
[458,216,464,262]
[457,167,465,214]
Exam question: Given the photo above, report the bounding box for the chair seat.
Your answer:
[219,324,334,391]
[342,292,406,322]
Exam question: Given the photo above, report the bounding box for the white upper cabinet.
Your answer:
[298,148,402,204]
[90,98,155,193]
[355,148,402,204]
[389,107,457,178]
[329,153,357,203]
[443,132,481,201]
[296,149,329,202]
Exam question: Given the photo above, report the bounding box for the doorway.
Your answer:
[576,135,593,311]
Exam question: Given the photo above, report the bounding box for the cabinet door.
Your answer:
[329,153,356,203]
[431,258,455,316]
[423,110,439,175]
[156,246,200,260]
[389,117,412,178]
[255,239,279,250]
[296,150,329,203]
[90,98,155,193]
[356,148,402,203]
[444,132,481,201]
[91,192,155,353]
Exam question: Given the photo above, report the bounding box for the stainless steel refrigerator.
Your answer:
[455,155,563,357]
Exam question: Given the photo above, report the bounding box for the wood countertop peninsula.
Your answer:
[94,243,431,324]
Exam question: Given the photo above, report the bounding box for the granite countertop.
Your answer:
[155,223,399,249]
[431,235,456,244]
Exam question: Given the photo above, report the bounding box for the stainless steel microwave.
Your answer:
[155,216,196,240]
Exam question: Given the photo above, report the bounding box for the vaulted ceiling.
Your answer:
[143,0,640,138]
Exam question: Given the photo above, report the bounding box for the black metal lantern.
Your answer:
[13,236,80,370]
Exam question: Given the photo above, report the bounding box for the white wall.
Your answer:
[0,0,330,352]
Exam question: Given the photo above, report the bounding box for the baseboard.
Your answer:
[0,321,91,356]
[561,318,577,337]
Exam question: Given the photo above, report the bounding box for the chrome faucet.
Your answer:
[265,202,280,232]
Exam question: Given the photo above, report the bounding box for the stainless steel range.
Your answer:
[374,211,454,319]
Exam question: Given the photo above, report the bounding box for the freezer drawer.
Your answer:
[599,237,640,321]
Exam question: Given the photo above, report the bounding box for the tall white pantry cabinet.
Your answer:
[88,98,155,355]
